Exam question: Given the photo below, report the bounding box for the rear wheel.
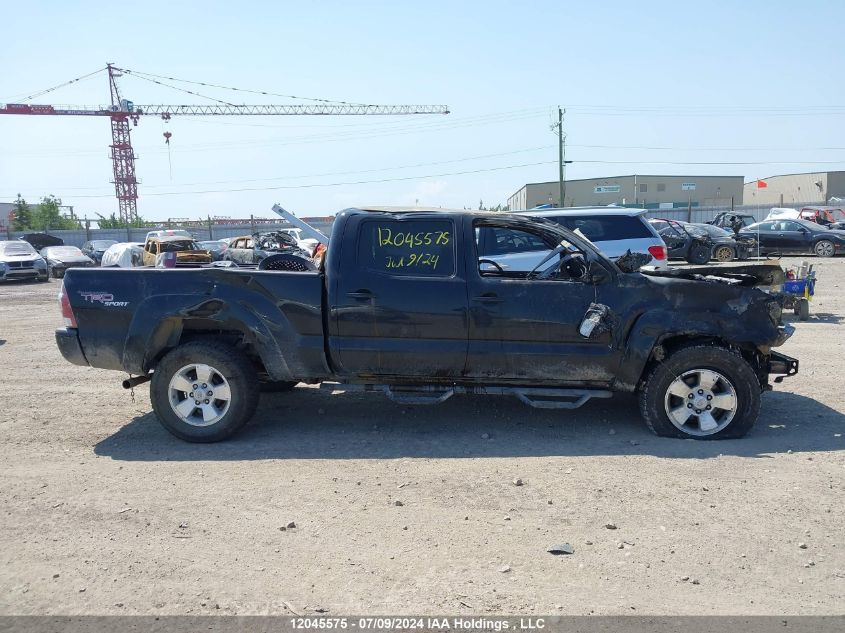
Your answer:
[638,344,760,439]
[795,298,810,321]
[687,242,711,265]
[714,245,734,262]
[150,341,259,442]
[814,240,835,257]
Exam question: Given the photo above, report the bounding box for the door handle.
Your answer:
[472,294,504,303]
[347,290,374,300]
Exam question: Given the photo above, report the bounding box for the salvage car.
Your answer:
[101,242,145,268]
[690,223,755,262]
[55,208,797,443]
[0,240,48,282]
[739,219,845,257]
[224,231,309,265]
[798,206,845,230]
[648,219,713,264]
[708,213,757,233]
[198,240,229,261]
[40,245,95,278]
[142,235,212,267]
[20,232,64,251]
[81,239,118,265]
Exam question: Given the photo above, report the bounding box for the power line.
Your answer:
[10,157,845,200]
[41,145,558,191]
[3,108,550,157]
[31,160,559,198]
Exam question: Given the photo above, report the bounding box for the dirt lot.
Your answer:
[0,257,843,616]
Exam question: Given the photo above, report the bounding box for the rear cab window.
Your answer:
[357,218,456,277]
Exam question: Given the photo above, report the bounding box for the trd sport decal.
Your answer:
[79,291,129,307]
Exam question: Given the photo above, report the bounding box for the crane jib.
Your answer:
[0,103,449,116]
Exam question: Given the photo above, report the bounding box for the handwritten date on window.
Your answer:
[377,227,450,271]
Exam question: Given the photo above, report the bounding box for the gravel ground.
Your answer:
[0,257,843,615]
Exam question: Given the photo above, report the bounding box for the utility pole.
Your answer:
[551,107,572,208]
[558,108,564,207]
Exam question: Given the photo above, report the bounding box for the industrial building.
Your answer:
[743,171,845,206]
[508,175,744,210]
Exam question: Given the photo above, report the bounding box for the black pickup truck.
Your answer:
[55,208,798,442]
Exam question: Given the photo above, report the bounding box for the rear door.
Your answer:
[330,214,468,378]
[743,222,777,251]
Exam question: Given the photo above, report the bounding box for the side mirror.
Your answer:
[589,261,611,284]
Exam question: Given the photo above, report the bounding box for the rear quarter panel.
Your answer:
[62,267,328,380]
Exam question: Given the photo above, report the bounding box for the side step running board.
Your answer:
[320,382,612,409]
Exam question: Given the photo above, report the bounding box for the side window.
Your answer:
[658,223,683,239]
[357,218,455,277]
[246,239,254,249]
[782,221,802,231]
[757,222,775,231]
[476,226,551,256]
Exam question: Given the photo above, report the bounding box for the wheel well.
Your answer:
[147,318,268,375]
[642,335,764,389]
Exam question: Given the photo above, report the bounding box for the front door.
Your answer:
[330,214,468,379]
[464,220,621,385]
[774,220,810,253]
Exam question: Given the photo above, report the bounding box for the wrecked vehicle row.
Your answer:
[54,207,798,443]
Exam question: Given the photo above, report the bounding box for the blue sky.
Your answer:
[2,0,844,220]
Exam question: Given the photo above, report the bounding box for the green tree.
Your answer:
[95,212,150,229]
[11,194,33,230]
[32,195,79,230]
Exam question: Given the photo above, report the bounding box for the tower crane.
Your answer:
[0,64,450,223]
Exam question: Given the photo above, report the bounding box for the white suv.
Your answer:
[501,207,668,270]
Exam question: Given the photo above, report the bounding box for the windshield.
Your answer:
[44,246,83,257]
[0,241,37,256]
[90,240,117,250]
[160,240,202,253]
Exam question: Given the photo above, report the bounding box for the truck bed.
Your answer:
[61,267,328,381]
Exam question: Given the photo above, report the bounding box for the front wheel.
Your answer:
[638,345,761,439]
[150,341,260,442]
[795,298,810,321]
[814,240,835,257]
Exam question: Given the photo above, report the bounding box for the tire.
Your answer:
[150,340,260,442]
[638,344,761,440]
[686,243,711,265]
[714,245,734,263]
[814,240,835,257]
[260,380,298,393]
[796,298,810,321]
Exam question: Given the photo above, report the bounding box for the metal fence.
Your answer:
[640,201,820,225]
[5,219,337,249]
[3,202,821,249]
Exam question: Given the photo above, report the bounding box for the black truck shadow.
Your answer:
[95,387,845,462]
[783,312,843,325]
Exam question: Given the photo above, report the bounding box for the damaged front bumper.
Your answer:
[768,350,799,383]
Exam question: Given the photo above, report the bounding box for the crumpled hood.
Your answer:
[640,262,784,290]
